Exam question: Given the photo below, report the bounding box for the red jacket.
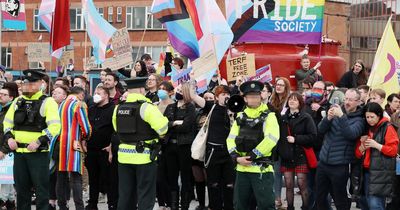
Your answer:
[355,117,399,168]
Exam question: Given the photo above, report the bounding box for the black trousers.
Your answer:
[205,146,235,210]
[117,162,157,210]
[85,149,111,208]
[109,147,119,209]
[156,148,170,207]
[316,162,351,210]
[14,152,49,210]
[165,144,193,198]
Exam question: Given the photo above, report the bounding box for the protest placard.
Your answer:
[192,50,218,79]
[249,65,272,83]
[27,43,51,62]
[60,51,74,66]
[226,54,256,82]
[103,28,133,70]
[0,153,14,184]
[171,67,192,87]
[83,56,97,70]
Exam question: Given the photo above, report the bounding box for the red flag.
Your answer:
[51,0,70,52]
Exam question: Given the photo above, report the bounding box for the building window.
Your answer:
[108,7,113,23]
[98,7,104,18]
[126,6,164,30]
[132,46,165,64]
[70,8,84,30]
[29,62,44,70]
[1,48,12,69]
[117,7,122,23]
[33,9,47,31]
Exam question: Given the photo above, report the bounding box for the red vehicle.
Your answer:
[219,41,346,89]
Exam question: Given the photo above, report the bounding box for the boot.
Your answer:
[170,191,179,210]
[180,193,192,210]
[5,200,15,210]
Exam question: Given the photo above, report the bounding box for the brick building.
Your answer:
[0,0,352,73]
[1,0,168,72]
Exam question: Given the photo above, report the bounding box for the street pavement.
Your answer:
[33,187,359,209]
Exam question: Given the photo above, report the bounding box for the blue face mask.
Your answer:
[157,90,169,101]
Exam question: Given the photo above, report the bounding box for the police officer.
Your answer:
[112,77,168,210]
[3,69,61,210]
[226,80,279,210]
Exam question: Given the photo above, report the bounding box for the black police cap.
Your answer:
[124,77,148,89]
[22,69,46,82]
[239,80,264,95]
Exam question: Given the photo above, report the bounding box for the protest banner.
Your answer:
[191,50,219,93]
[83,56,97,70]
[226,54,256,82]
[0,153,14,184]
[60,50,74,66]
[27,43,51,62]
[103,28,133,70]
[171,67,192,87]
[225,0,325,44]
[249,65,273,83]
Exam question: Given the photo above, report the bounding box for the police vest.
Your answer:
[235,111,270,153]
[13,95,47,132]
[116,101,159,144]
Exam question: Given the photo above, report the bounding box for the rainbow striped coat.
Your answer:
[58,95,92,174]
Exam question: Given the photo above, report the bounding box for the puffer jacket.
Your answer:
[318,106,366,165]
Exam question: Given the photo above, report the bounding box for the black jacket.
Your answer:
[277,110,317,167]
[164,102,196,145]
[88,102,115,150]
[337,70,357,88]
[0,104,11,153]
[303,98,329,151]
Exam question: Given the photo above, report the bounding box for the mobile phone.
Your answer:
[332,97,340,105]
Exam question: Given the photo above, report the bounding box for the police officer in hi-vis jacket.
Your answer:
[226,80,279,210]
[3,69,61,210]
[112,77,168,210]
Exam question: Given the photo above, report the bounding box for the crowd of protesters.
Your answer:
[0,53,398,210]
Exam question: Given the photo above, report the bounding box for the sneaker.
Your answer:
[98,193,106,203]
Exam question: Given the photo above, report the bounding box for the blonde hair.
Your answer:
[181,82,192,104]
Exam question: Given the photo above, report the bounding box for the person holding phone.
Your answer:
[355,102,398,210]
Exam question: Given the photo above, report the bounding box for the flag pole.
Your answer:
[136,14,150,62]
[49,12,56,95]
[211,34,221,84]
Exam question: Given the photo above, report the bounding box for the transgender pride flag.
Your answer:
[1,0,27,30]
[82,0,117,64]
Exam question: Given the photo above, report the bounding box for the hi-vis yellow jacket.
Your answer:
[226,103,279,173]
[3,91,61,153]
[112,93,168,165]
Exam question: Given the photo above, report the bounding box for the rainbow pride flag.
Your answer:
[225,0,325,44]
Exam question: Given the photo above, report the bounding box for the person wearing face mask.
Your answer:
[154,81,174,209]
[191,85,235,210]
[156,81,175,114]
[163,83,197,210]
[86,86,116,210]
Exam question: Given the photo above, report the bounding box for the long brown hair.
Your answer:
[352,60,367,86]
[270,77,291,112]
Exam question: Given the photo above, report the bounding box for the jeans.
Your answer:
[56,171,84,210]
[205,146,235,210]
[359,172,386,210]
[316,162,351,210]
